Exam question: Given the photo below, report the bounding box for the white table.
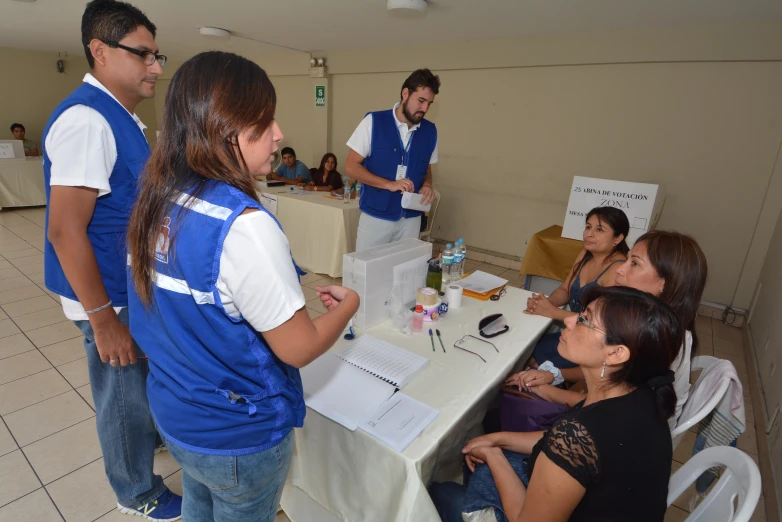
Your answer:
[281,286,552,522]
[258,187,360,278]
[0,157,46,209]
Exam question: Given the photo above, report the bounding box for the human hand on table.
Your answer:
[316,285,357,311]
[419,185,435,205]
[505,369,555,390]
[523,293,558,318]
[303,185,316,191]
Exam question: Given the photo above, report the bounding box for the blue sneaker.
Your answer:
[117,489,182,521]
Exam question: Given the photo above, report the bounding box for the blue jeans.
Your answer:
[430,451,530,522]
[74,308,166,508]
[162,431,293,522]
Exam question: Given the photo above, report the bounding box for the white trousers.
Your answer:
[355,212,422,252]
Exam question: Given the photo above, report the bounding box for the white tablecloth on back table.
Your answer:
[258,187,360,278]
[281,287,551,522]
[0,158,46,209]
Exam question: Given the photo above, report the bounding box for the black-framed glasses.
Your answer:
[453,334,498,363]
[489,288,507,301]
[577,314,606,335]
[104,41,167,67]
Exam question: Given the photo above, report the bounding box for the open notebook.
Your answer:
[300,335,429,431]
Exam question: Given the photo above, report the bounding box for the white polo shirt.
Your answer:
[346,102,438,164]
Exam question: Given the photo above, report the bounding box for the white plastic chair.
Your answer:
[671,356,732,445]
[667,446,761,522]
[419,189,441,241]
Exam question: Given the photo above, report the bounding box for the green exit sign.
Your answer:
[315,85,326,107]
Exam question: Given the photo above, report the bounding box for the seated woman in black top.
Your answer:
[430,286,681,522]
[305,152,344,192]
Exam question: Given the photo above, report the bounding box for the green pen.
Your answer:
[429,329,435,352]
[436,329,446,353]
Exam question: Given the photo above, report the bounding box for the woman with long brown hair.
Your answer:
[127,51,358,521]
[304,152,344,192]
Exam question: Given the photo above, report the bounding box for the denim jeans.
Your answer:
[430,451,530,522]
[162,431,293,522]
[74,307,166,508]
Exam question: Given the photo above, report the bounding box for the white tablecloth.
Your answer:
[259,187,360,278]
[282,286,551,522]
[0,158,46,209]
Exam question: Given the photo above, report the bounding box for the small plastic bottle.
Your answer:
[412,305,424,333]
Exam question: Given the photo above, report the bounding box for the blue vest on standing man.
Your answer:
[128,180,306,455]
[42,83,150,306]
[360,109,437,221]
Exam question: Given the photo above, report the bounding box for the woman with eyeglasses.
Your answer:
[508,230,708,429]
[126,51,359,521]
[430,286,681,522]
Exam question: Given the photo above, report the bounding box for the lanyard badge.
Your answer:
[394,125,415,180]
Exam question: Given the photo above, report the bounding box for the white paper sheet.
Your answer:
[359,393,439,452]
[258,192,278,216]
[334,335,430,388]
[457,270,508,294]
[300,353,396,431]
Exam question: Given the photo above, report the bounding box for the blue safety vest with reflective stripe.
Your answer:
[128,180,306,455]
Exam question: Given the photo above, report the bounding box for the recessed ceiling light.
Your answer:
[12,0,38,3]
[199,27,231,39]
[387,0,427,19]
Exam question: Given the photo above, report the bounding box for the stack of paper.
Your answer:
[457,270,508,301]
[359,393,439,452]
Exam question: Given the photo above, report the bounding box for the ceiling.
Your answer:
[1,0,781,61]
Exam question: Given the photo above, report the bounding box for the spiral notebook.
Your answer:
[300,335,429,430]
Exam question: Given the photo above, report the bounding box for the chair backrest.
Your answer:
[671,356,732,442]
[419,188,441,240]
[667,446,761,522]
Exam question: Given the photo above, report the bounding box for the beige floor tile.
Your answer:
[714,350,747,374]
[306,296,328,314]
[58,358,90,388]
[7,253,42,267]
[0,267,24,281]
[0,350,51,386]
[23,418,101,485]
[0,248,43,260]
[711,320,744,344]
[4,391,95,446]
[299,272,325,286]
[25,272,45,285]
[38,284,63,302]
[694,315,712,336]
[712,336,743,356]
[0,239,36,253]
[300,285,319,302]
[0,450,41,507]
[0,368,71,415]
[463,259,482,272]
[673,430,697,464]
[27,321,82,348]
[306,307,323,320]
[13,306,68,332]
[663,505,689,522]
[499,269,522,282]
[0,487,61,521]
[46,458,115,522]
[475,263,507,276]
[0,333,36,360]
[40,337,86,367]
[0,318,22,340]
[304,276,340,289]
[276,511,292,522]
[696,333,714,356]
[164,469,183,496]
[0,284,46,305]
[18,263,44,277]
[76,384,95,411]
[153,450,181,479]
[2,295,60,318]
[0,276,35,293]
[0,421,16,457]
[738,422,758,455]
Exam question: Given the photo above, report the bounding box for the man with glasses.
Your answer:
[43,1,180,519]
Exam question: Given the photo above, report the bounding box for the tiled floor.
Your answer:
[0,208,767,521]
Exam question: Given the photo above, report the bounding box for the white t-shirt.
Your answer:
[346,102,438,164]
[669,330,693,430]
[46,73,146,321]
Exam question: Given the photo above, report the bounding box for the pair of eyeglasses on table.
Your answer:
[490,288,507,301]
[453,334,498,363]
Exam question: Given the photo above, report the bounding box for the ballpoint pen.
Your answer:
[429,329,435,352]
[436,329,446,353]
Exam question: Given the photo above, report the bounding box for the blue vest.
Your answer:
[128,180,306,455]
[43,83,150,306]
[361,109,437,221]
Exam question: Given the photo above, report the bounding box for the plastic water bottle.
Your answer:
[451,239,462,282]
[343,184,351,204]
[354,182,361,204]
[457,239,467,279]
[442,243,455,285]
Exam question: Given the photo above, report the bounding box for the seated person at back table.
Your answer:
[305,152,344,192]
[269,146,310,185]
[10,123,40,156]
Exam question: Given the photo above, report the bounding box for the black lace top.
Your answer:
[527,386,672,522]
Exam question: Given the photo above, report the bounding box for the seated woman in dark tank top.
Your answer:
[519,207,629,381]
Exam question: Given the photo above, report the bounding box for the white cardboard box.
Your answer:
[343,238,432,329]
[562,176,665,246]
